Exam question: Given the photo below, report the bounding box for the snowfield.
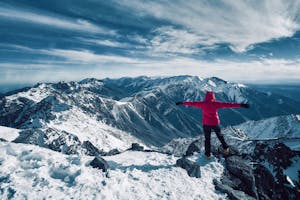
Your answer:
[48,106,145,152]
[0,141,227,200]
[0,126,20,142]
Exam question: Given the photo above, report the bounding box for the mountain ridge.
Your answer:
[1,75,300,150]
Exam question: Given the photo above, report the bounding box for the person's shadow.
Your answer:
[195,155,215,166]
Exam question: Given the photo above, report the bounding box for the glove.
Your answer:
[176,102,183,105]
[240,103,250,108]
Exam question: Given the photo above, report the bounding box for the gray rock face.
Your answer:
[13,128,110,157]
[184,139,202,157]
[175,157,201,178]
[104,149,121,156]
[213,179,256,200]
[81,141,104,156]
[225,156,258,198]
[129,143,144,151]
[252,142,300,200]
[253,164,276,200]
[215,142,300,200]
[90,156,109,172]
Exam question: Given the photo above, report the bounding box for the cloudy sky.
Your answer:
[1,0,300,87]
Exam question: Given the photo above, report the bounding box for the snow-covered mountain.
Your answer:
[0,74,300,199]
[229,114,300,150]
[1,75,300,151]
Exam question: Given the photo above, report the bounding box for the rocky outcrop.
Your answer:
[128,143,144,151]
[225,156,258,198]
[213,179,256,200]
[81,141,104,156]
[215,142,300,200]
[253,142,300,200]
[176,157,201,178]
[253,164,276,200]
[13,128,118,157]
[90,156,109,172]
[184,139,202,157]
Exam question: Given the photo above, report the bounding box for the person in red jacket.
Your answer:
[176,91,249,158]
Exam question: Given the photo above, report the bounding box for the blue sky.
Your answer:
[1,0,300,87]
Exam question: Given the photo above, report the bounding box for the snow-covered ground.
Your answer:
[0,141,227,199]
[48,106,145,152]
[0,126,20,142]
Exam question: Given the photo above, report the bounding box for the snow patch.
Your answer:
[5,84,53,103]
[0,126,20,141]
[208,80,216,87]
[48,107,143,151]
[237,83,247,88]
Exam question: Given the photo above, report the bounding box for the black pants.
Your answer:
[203,125,228,157]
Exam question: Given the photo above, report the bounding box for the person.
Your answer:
[176,91,249,159]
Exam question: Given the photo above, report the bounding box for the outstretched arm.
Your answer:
[216,102,250,109]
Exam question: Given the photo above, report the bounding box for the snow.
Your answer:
[237,83,247,88]
[0,126,20,141]
[48,107,144,152]
[5,84,52,103]
[207,80,216,87]
[0,142,227,200]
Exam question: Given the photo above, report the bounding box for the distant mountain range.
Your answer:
[249,84,300,103]
[1,75,300,151]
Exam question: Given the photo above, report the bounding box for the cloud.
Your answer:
[1,45,140,64]
[1,52,300,84]
[148,26,205,55]
[78,38,131,48]
[0,4,114,35]
[42,49,140,64]
[116,0,300,52]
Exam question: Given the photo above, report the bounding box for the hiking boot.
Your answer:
[205,155,211,160]
[223,147,230,154]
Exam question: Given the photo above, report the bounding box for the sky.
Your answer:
[1,0,300,89]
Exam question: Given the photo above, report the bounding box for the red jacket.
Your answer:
[183,92,241,126]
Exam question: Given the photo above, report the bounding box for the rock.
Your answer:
[176,157,201,178]
[253,164,275,200]
[104,148,121,156]
[81,141,103,156]
[129,143,144,151]
[46,130,81,155]
[13,129,48,147]
[213,179,256,200]
[225,156,257,198]
[184,139,201,157]
[252,142,300,199]
[265,143,295,169]
[90,156,109,172]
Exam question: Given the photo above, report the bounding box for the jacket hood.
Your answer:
[205,91,216,102]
